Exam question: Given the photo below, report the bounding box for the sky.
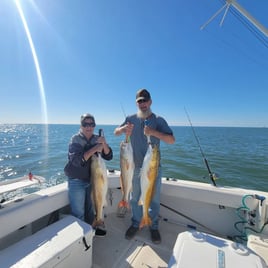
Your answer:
[0,0,268,127]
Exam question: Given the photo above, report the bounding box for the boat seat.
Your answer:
[0,215,94,268]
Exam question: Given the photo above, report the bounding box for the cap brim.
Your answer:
[81,115,95,123]
[136,97,149,102]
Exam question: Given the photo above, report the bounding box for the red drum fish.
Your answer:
[139,143,160,228]
[117,135,135,217]
[91,153,108,224]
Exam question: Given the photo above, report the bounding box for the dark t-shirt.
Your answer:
[120,113,173,168]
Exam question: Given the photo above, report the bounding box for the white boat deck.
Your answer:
[92,210,268,268]
[92,211,185,268]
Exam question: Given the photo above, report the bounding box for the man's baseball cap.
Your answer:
[136,89,151,102]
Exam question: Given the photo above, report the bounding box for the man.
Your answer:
[114,89,175,243]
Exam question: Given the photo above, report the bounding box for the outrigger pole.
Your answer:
[184,108,217,187]
[201,0,268,38]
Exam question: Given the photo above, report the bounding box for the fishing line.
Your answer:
[184,107,217,186]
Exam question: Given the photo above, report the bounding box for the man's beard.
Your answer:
[137,108,152,119]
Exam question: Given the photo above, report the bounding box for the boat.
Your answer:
[1,1,267,267]
[0,174,45,209]
[0,169,267,267]
[0,174,45,194]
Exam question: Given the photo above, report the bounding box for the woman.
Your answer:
[64,113,113,236]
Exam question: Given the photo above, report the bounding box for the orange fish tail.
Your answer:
[118,200,129,209]
[139,215,152,229]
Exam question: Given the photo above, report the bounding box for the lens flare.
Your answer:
[14,0,48,142]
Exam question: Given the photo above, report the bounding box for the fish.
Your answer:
[139,143,160,228]
[91,152,108,225]
[117,135,135,217]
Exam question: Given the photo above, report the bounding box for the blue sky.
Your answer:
[1,0,267,127]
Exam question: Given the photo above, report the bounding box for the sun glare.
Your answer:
[14,0,48,141]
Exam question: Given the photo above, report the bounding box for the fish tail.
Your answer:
[118,200,129,209]
[117,200,129,218]
[92,218,104,228]
[139,215,152,229]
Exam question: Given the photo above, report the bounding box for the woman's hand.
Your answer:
[94,143,104,153]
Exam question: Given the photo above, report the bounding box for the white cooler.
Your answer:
[168,231,266,268]
[0,215,94,268]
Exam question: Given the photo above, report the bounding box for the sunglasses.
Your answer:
[137,99,148,104]
[82,122,96,128]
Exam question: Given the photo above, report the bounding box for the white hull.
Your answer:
[0,170,267,267]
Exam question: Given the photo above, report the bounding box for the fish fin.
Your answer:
[103,198,107,207]
[119,174,124,193]
[126,161,130,170]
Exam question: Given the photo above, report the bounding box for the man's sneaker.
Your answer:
[150,229,161,244]
[125,225,139,240]
[95,227,107,237]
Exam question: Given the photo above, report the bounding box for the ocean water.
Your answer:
[0,124,267,192]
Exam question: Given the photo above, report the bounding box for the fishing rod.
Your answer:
[120,102,127,119]
[184,107,217,187]
[120,102,130,143]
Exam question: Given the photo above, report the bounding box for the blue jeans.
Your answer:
[130,167,162,230]
[68,178,95,225]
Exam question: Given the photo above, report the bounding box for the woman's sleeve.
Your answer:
[101,146,113,161]
[68,143,85,167]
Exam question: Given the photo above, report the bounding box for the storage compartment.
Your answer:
[168,231,266,268]
[0,215,94,268]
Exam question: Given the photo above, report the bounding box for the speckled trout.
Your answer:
[117,135,135,217]
[139,143,160,228]
[91,153,108,224]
